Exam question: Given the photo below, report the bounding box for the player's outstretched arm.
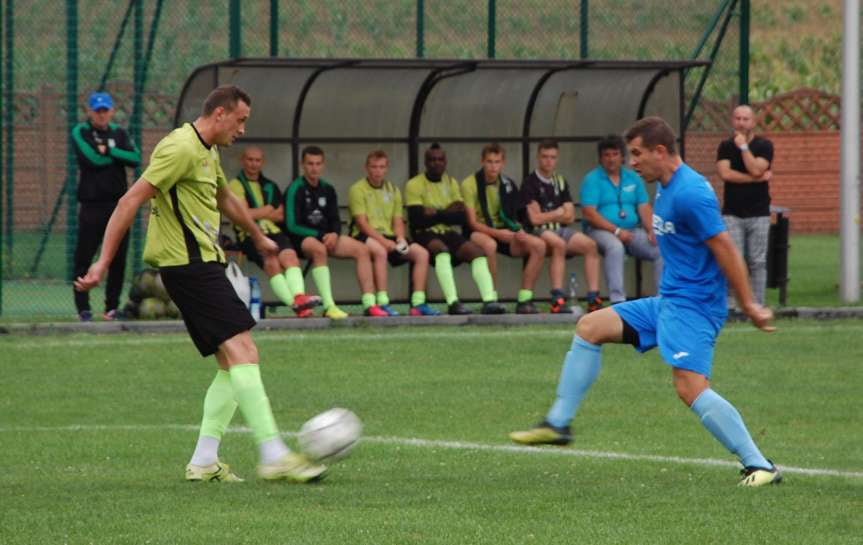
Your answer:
[217,185,278,256]
[74,177,158,292]
[705,232,776,332]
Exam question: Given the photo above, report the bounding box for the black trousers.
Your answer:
[73,203,129,313]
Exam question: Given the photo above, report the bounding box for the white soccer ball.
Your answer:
[297,408,362,462]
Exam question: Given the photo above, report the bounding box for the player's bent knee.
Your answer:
[575,307,622,345]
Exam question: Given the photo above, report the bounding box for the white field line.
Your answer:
[1,322,860,350]
[0,423,860,480]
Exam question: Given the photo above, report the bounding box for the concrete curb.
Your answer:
[1,306,862,336]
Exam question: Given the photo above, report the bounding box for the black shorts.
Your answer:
[413,230,469,259]
[160,261,256,357]
[496,241,514,257]
[354,233,410,267]
[238,232,294,268]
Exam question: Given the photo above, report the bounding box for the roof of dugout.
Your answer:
[176,58,708,198]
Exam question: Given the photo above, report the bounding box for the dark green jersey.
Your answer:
[142,123,227,267]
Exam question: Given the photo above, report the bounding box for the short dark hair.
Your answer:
[481,143,505,159]
[425,142,445,159]
[202,85,251,117]
[597,134,626,158]
[624,116,677,155]
[537,139,558,152]
[301,145,325,160]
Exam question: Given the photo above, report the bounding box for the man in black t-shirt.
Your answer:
[716,105,774,306]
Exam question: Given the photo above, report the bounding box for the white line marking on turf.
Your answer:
[1,423,860,480]
[2,322,860,350]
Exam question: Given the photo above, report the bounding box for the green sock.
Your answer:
[198,370,238,439]
[376,291,389,306]
[361,292,376,309]
[411,291,426,307]
[229,364,279,445]
[284,266,305,296]
[471,256,497,302]
[311,266,336,308]
[269,274,293,306]
[518,289,533,303]
[434,253,458,305]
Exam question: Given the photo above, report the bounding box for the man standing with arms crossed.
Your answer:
[71,91,141,321]
[76,85,326,483]
[716,105,774,307]
[510,117,781,487]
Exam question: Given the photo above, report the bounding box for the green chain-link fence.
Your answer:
[0,0,741,320]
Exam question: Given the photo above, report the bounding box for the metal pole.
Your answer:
[580,0,588,59]
[270,0,278,56]
[229,0,241,58]
[0,0,5,313]
[840,0,860,302]
[487,0,495,59]
[3,0,12,280]
[416,0,424,58]
[739,0,749,104]
[131,0,143,275]
[66,0,78,282]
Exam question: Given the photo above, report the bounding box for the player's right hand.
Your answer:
[743,303,776,332]
[74,261,107,292]
[253,235,279,257]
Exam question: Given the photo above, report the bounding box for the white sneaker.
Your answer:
[185,461,244,482]
[257,452,327,482]
[738,462,783,487]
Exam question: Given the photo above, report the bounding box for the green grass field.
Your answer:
[1,322,861,544]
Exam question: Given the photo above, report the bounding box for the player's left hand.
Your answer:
[74,261,107,292]
[743,302,776,332]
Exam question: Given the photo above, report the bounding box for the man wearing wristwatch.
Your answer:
[716,105,774,307]
[580,134,662,304]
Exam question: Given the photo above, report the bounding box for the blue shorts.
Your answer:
[612,296,724,378]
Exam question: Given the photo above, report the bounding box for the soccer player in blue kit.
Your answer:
[510,117,781,487]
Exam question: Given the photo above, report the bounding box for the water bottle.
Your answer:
[249,276,262,321]
[568,272,582,315]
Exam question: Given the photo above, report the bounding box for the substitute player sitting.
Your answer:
[228,146,320,317]
[348,150,440,316]
[510,117,781,487]
[462,143,545,314]
[405,143,505,315]
[283,146,382,318]
[522,140,603,313]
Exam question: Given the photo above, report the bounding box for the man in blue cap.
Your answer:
[71,91,141,321]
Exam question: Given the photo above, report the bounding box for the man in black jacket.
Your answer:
[71,91,141,321]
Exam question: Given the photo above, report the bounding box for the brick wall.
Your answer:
[6,125,849,235]
[685,131,844,234]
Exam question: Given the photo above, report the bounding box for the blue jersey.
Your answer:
[652,163,727,316]
[579,166,649,230]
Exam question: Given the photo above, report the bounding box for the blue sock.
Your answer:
[690,389,770,469]
[545,335,602,428]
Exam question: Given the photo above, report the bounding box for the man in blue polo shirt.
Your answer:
[580,134,662,303]
[511,117,781,487]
